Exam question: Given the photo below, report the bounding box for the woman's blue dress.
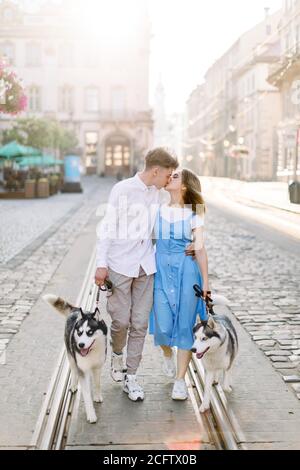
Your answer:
[149,209,208,351]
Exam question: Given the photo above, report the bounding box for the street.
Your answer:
[0,176,300,450]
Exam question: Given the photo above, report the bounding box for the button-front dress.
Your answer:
[149,206,208,351]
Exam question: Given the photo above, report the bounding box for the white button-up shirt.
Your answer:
[96,174,167,278]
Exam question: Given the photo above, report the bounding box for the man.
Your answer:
[95,148,178,402]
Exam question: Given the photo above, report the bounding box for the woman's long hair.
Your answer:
[182,169,206,216]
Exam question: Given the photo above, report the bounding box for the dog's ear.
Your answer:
[207,317,216,329]
[79,308,86,319]
[193,323,202,334]
[93,308,102,322]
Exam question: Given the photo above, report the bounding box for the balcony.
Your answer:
[267,45,300,87]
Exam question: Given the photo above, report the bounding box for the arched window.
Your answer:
[112,87,125,118]
[85,87,99,112]
[0,41,15,65]
[28,86,42,112]
[59,85,74,113]
[26,43,42,67]
[59,43,74,67]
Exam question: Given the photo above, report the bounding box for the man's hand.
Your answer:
[95,267,108,287]
[185,243,196,259]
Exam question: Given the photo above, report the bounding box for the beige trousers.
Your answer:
[107,266,154,375]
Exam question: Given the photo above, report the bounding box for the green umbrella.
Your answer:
[0,141,41,159]
[18,155,63,167]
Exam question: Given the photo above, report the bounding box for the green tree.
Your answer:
[1,117,78,155]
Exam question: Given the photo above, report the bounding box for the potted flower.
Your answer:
[0,61,27,115]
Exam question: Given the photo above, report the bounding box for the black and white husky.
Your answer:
[43,294,107,424]
[191,292,238,413]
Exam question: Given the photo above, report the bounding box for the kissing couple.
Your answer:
[95,147,209,402]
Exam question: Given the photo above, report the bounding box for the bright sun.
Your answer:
[79,0,141,41]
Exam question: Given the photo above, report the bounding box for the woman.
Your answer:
[149,169,209,401]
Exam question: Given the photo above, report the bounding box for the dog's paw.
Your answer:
[200,403,210,413]
[70,385,78,394]
[94,394,103,404]
[87,411,97,424]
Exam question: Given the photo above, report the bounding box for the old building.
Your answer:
[185,8,282,181]
[268,0,300,182]
[0,0,153,176]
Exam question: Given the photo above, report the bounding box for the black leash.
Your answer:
[193,284,215,316]
[96,279,114,307]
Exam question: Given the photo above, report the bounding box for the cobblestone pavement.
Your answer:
[0,176,114,364]
[1,176,300,449]
[205,201,300,404]
[0,176,102,265]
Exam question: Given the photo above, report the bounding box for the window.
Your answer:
[59,85,73,113]
[28,86,41,112]
[112,87,125,117]
[59,43,74,67]
[2,7,14,22]
[85,87,99,112]
[26,43,41,67]
[84,44,98,67]
[0,41,15,65]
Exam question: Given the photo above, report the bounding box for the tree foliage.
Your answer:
[1,117,78,155]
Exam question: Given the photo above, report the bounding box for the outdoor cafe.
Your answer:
[0,141,64,199]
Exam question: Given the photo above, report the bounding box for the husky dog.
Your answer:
[191,292,238,413]
[43,294,107,424]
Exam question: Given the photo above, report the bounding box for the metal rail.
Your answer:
[187,357,247,450]
[30,249,97,450]
[31,248,245,451]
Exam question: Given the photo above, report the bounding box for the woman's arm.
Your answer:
[193,227,210,296]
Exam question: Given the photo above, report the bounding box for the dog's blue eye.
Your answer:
[87,331,93,336]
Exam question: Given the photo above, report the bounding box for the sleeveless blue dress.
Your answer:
[149,209,208,351]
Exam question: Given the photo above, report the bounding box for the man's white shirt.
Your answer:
[96,174,168,278]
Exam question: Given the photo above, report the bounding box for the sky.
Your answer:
[148,0,283,113]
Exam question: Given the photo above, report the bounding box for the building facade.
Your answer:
[183,84,209,175]
[0,0,153,176]
[268,0,300,182]
[185,8,282,181]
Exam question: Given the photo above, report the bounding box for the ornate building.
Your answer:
[268,0,300,182]
[184,8,282,181]
[0,0,153,176]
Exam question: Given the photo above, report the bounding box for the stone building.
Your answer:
[0,0,153,176]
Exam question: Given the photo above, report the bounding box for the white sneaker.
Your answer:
[172,379,188,401]
[111,352,126,383]
[123,374,144,402]
[162,350,176,378]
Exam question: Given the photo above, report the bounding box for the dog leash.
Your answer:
[96,279,113,308]
[193,284,215,316]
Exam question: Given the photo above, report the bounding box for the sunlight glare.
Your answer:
[80,0,140,42]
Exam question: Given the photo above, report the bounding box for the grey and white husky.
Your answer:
[43,294,107,424]
[191,292,238,413]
